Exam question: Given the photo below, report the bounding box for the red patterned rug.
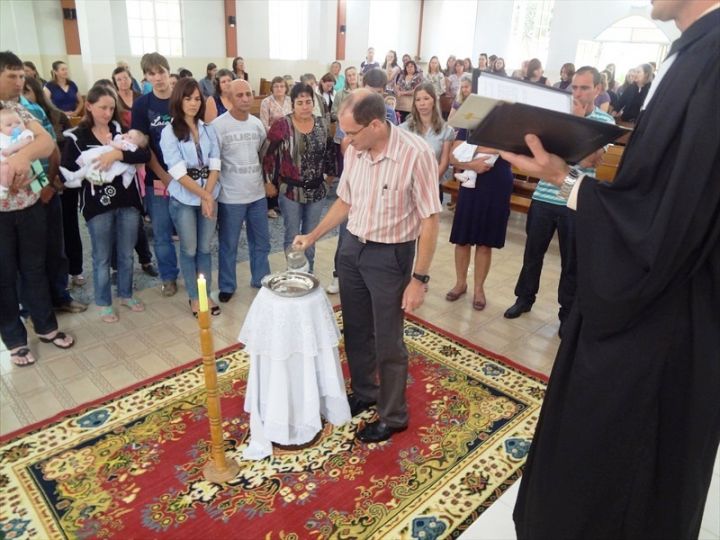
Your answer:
[0,312,547,540]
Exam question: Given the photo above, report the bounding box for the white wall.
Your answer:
[1,0,685,94]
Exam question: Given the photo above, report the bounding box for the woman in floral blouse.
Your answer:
[394,60,423,121]
[262,83,336,272]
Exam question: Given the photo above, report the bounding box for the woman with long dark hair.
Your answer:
[232,56,249,82]
[44,61,83,117]
[61,85,150,322]
[160,78,222,317]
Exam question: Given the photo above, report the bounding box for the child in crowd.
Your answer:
[452,141,498,188]
[384,95,401,125]
[60,129,147,188]
[0,108,49,198]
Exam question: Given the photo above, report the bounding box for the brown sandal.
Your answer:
[473,296,487,311]
[445,285,467,302]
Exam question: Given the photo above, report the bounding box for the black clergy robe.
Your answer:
[514,9,720,540]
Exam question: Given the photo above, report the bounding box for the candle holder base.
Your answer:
[202,456,241,483]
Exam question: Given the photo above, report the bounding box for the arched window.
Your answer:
[575,16,670,83]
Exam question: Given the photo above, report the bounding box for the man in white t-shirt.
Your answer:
[213,79,274,302]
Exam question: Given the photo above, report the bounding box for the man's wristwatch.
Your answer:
[558,167,585,201]
[412,272,430,284]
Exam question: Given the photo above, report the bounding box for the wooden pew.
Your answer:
[250,95,266,118]
[595,144,624,182]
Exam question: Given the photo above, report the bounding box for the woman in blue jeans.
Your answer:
[262,83,336,272]
[61,85,150,323]
[160,78,221,317]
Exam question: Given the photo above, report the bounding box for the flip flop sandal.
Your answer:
[120,298,145,312]
[11,347,36,366]
[100,306,119,323]
[38,331,75,349]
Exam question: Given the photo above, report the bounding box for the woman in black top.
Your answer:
[61,85,150,323]
[614,63,653,123]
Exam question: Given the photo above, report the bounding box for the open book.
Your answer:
[449,72,628,164]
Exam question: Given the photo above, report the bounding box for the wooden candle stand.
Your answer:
[197,309,240,483]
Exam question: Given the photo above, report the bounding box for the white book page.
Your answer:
[449,74,572,130]
[476,73,571,113]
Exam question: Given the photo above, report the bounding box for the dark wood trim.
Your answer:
[336,0,346,60]
[416,0,424,61]
[224,0,237,59]
[60,0,81,55]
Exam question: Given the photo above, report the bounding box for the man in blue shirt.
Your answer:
[503,66,614,337]
[131,52,179,296]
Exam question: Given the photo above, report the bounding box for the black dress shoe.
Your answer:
[356,420,407,443]
[504,300,532,319]
[347,394,376,416]
[218,292,234,303]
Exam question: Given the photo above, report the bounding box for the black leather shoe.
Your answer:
[218,292,234,303]
[347,394,376,416]
[504,300,532,319]
[356,420,407,443]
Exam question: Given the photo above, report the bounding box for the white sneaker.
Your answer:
[326,276,339,294]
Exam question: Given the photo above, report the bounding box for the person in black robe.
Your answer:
[499,2,720,538]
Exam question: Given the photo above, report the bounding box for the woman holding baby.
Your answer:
[61,84,150,323]
[445,126,513,311]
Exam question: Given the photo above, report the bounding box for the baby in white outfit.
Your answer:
[0,109,45,199]
[452,141,499,188]
[60,129,147,188]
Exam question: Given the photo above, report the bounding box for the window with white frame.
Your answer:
[268,0,308,60]
[576,16,670,83]
[506,0,555,72]
[126,0,183,57]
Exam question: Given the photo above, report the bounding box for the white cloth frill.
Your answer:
[239,286,351,460]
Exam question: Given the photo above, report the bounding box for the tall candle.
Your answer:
[198,274,209,312]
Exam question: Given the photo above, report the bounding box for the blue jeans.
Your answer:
[218,198,271,291]
[86,207,140,306]
[278,195,324,272]
[150,192,179,281]
[169,198,215,300]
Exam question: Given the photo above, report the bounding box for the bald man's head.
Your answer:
[229,78,253,114]
[339,88,386,126]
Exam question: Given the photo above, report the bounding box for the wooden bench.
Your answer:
[250,95,267,118]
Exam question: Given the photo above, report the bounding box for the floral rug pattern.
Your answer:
[0,313,546,540]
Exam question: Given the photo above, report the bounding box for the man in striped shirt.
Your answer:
[294,89,442,443]
[504,66,614,337]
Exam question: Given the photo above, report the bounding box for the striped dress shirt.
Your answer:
[337,123,443,243]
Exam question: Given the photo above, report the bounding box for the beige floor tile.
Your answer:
[163,342,202,366]
[24,389,66,421]
[80,344,120,368]
[44,355,88,382]
[137,323,183,345]
[64,375,108,405]
[0,405,24,437]
[100,364,142,392]
[5,367,49,395]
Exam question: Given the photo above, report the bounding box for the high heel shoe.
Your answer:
[189,300,198,319]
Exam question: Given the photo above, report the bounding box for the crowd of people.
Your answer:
[1,46,657,367]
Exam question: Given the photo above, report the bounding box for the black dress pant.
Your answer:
[0,201,59,349]
[61,187,83,275]
[337,233,415,428]
[514,199,576,321]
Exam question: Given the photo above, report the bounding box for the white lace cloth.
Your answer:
[239,286,351,460]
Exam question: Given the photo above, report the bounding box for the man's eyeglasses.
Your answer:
[345,124,370,137]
